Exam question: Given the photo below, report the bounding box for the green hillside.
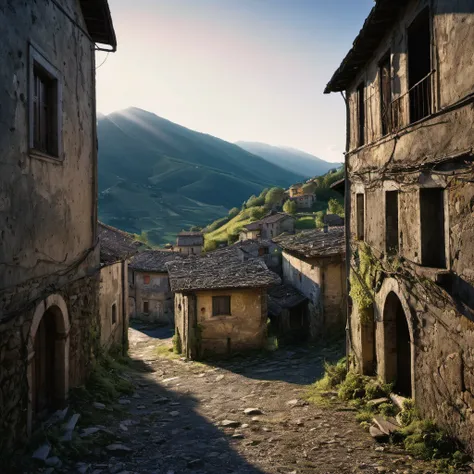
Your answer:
[98,108,305,245]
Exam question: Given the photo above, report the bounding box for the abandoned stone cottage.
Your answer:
[0,0,116,445]
[239,212,295,241]
[289,193,316,210]
[166,250,280,359]
[175,231,204,256]
[98,223,142,351]
[325,0,474,453]
[129,250,181,325]
[274,228,346,340]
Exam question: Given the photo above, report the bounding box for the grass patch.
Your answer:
[295,216,316,230]
[155,343,180,360]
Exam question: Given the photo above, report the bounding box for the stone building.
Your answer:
[231,239,282,275]
[290,193,315,210]
[175,232,204,256]
[240,212,295,241]
[325,0,474,453]
[167,251,280,359]
[98,223,142,352]
[274,228,346,340]
[129,250,181,325]
[0,0,116,445]
[289,183,304,198]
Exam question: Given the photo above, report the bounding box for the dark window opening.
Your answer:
[357,83,365,146]
[379,52,392,136]
[420,188,446,268]
[408,8,432,123]
[143,301,149,314]
[212,296,231,316]
[385,191,399,255]
[112,303,117,324]
[33,65,58,155]
[356,193,365,241]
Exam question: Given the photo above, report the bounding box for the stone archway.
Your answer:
[383,292,412,396]
[27,294,70,433]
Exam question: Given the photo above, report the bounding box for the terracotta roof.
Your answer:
[166,251,281,292]
[268,284,307,316]
[274,228,345,259]
[79,0,117,49]
[98,222,144,265]
[325,0,409,93]
[129,250,182,273]
[177,232,204,247]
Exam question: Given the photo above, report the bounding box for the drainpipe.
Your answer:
[341,91,352,372]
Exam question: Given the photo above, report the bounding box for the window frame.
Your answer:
[356,193,365,241]
[143,274,151,285]
[357,82,366,147]
[379,51,392,137]
[111,303,117,325]
[212,295,231,317]
[143,301,149,314]
[28,43,62,161]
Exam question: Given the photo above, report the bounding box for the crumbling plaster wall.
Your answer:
[0,0,98,317]
[131,271,174,325]
[344,0,474,454]
[195,288,267,357]
[99,262,127,350]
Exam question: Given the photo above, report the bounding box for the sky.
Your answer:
[96,0,374,163]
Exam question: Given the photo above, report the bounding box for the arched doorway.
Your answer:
[383,292,412,396]
[28,295,70,433]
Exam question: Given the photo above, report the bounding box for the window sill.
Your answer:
[209,315,235,320]
[29,149,63,164]
[413,265,450,283]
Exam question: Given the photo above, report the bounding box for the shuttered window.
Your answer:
[212,296,231,316]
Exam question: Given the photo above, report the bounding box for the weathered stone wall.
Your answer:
[343,0,474,454]
[99,261,127,350]
[282,251,346,338]
[195,288,267,358]
[0,273,100,449]
[130,271,174,325]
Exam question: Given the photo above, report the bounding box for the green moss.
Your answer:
[172,334,182,354]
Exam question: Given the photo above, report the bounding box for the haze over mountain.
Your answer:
[236,142,340,178]
[98,107,305,245]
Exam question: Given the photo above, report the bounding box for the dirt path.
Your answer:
[51,324,437,474]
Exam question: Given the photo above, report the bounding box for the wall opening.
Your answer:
[212,295,231,316]
[408,7,432,123]
[385,191,399,255]
[383,292,412,397]
[379,51,392,136]
[420,188,446,268]
[356,193,365,241]
[112,303,117,324]
[360,305,377,376]
[143,301,149,314]
[357,83,365,147]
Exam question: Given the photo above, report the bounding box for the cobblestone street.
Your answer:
[29,324,440,474]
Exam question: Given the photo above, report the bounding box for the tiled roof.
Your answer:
[176,232,204,246]
[129,250,182,273]
[243,212,294,231]
[166,251,281,292]
[274,228,345,259]
[98,222,144,265]
[268,284,307,317]
[79,0,117,48]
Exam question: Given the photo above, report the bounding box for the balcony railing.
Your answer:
[381,70,435,135]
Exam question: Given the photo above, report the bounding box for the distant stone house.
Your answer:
[240,213,295,241]
[323,214,345,227]
[129,250,181,325]
[98,223,142,352]
[0,0,116,444]
[175,232,204,256]
[290,193,315,209]
[289,183,304,198]
[274,228,346,339]
[232,239,282,275]
[167,252,280,359]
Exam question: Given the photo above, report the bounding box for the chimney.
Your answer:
[323,225,329,234]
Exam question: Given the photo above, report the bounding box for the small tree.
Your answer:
[249,206,266,220]
[189,225,202,232]
[228,207,240,219]
[315,211,326,229]
[328,198,344,216]
[264,187,285,207]
[204,239,218,252]
[283,199,297,215]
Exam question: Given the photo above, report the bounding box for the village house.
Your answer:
[0,0,116,445]
[274,228,346,340]
[239,212,295,241]
[175,231,204,256]
[129,250,181,325]
[325,0,474,453]
[232,239,282,275]
[289,193,316,210]
[167,251,280,359]
[323,214,345,227]
[98,223,142,352]
[289,183,304,198]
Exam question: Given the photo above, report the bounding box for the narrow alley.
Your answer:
[34,324,437,474]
